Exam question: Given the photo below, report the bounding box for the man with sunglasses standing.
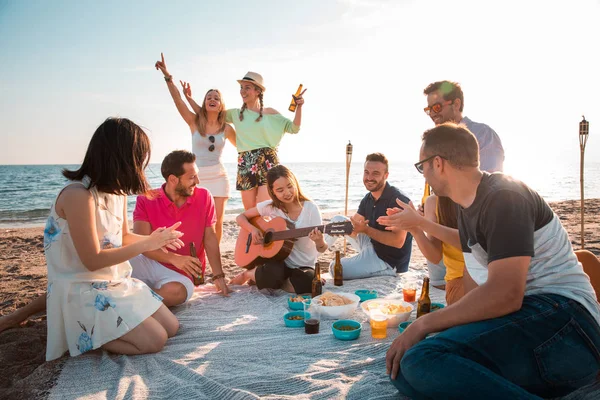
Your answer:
[423,81,504,294]
[380,123,600,399]
[424,80,504,172]
[130,150,230,306]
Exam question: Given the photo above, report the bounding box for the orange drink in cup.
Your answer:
[370,309,388,339]
[403,287,416,302]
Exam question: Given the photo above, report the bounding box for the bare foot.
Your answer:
[0,314,22,334]
[229,271,249,286]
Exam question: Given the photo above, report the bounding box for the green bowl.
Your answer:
[398,321,412,333]
[288,295,311,310]
[355,290,378,302]
[284,311,310,328]
[431,302,445,311]
[332,320,362,340]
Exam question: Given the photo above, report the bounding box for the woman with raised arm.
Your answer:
[185,72,306,210]
[155,53,235,243]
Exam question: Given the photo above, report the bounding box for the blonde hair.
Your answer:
[197,89,227,136]
[239,84,264,122]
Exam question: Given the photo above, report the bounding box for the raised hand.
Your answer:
[147,222,184,253]
[154,52,170,77]
[180,80,192,98]
[292,88,307,109]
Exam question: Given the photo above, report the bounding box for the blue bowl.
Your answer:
[288,295,311,310]
[332,319,362,340]
[284,311,310,328]
[431,302,445,312]
[355,290,378,302]
[398,321,412,333]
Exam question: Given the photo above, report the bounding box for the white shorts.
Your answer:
[197,163,230,198]
[129,254,195,302]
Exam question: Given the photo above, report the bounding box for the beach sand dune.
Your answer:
[1,200,598,399]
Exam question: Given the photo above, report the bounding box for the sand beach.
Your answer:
[0,200,599,399]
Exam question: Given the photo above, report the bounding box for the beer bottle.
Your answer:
[190,242,204,285]
[288,84,303,112]
[416,277,431,318]
[333,251,343,286]
[311,262,322,298]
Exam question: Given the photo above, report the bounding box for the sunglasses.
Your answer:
[208,135,215,152]
[414,154,446,174]
[423,100,454,116]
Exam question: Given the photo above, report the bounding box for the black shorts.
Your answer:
[236,147,279,191]
[254,259,314,294]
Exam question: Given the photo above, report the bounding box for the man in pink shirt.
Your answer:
[130,150,229,306]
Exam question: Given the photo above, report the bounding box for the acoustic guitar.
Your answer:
[235,217,353,269]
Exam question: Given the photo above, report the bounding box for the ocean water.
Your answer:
[1,162,599,227]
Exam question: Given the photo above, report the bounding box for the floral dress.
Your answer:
[44,176,163,361]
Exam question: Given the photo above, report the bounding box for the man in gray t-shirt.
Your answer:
[380,123,600,399]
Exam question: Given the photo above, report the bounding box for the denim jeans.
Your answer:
[391,294,600,399]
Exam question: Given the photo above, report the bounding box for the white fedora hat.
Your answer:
[237,71,266,92]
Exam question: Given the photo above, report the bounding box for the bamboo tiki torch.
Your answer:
[344,141,353,254]
[579,116,589,249]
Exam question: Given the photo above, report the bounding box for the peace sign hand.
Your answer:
[180,80,192,98]
[292,88,307,109]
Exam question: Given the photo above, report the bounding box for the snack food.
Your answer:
[320,291,354,306]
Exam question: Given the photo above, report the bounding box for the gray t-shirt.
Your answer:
[461,116,504,173]
[458,172,600,324]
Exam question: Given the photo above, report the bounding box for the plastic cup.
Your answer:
[402,280,417,302]
[370,309,388,339]
[303,299,322,334]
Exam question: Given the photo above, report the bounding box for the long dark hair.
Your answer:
[437,196,458,229]
[266,165,310,213]
[62,117,152,195]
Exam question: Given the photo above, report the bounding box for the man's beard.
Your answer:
[175,183,193,197]
[365,179,384,193]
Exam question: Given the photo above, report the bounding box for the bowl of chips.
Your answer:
[361,299,414,327]
[312,291,360,320]
[288,295,312,310]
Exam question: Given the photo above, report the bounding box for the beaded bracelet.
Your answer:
[211,273,226,282]
[164,75,173,82]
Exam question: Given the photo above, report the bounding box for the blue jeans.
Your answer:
[391,294,600,399]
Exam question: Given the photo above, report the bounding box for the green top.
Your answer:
[226,108,300,152]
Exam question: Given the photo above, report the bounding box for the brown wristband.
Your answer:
[211,273,225,282]
[164,75,173,82]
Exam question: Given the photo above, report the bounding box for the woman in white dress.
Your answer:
[155,53,236,243]
[44,117,184,360]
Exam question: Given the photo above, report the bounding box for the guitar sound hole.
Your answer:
[263,231,273,245]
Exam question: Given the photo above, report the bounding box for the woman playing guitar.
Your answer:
[230,165,327,293]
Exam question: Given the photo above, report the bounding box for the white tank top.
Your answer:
[192,131,226,167]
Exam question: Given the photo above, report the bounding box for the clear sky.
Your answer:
[1,0,599,173]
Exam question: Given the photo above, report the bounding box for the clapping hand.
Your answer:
[148,222,184,253]
[377,199,424,232]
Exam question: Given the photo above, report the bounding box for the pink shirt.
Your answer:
[133,185,216,282]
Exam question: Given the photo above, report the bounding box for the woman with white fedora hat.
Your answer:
[154,53,236,244]
[186,71,307,210]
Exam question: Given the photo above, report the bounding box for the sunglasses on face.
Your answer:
[414,154,446,174]
[423,100,454,116]
[208,135,215,152]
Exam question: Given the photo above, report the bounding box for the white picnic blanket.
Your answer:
[48,270,445,400]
